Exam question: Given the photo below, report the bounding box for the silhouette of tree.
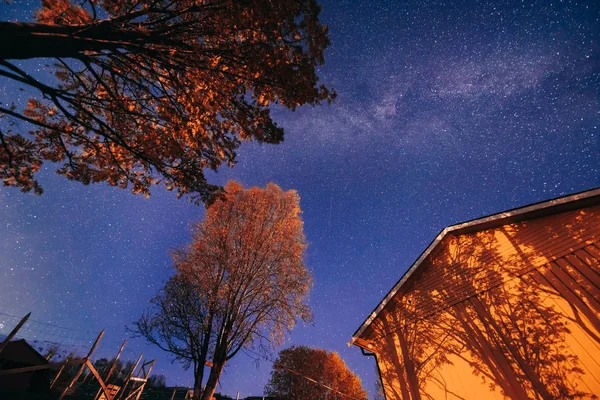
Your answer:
[0,0,334,202]
[147,374,167,389]
[132,274,211,397]
[265,346,367,400]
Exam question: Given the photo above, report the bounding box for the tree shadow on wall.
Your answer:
[370,207,600,400]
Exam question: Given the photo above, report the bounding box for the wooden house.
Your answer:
[350,189,600,399]
[0,339,49,390]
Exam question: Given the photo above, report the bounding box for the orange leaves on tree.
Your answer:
[265,346,368,400]
[175,181,313,342]
[0,0,335,203]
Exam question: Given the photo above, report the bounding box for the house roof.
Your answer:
[0,339,49,365]
[350,187,600,347]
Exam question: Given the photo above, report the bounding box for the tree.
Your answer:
[132,273,213,397]
[147,374,167,389]
[265,346,368,400]
[0,0,334,202]
[133,181,313,400]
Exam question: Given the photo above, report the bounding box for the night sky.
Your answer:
[1,0,599,397]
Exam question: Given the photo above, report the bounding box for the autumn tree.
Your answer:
[265,346,368,400]
[134,181,313,400]
[0,0,334,202]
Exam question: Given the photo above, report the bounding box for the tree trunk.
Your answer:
[200,361,225,400]
[192,366,205,400]
[192,323,213,400]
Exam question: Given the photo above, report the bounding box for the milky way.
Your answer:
[1,0,598,396]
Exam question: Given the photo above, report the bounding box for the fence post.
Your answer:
[94,339,128,400]
[50,364,66,389]
[59,329,104,399]
[0,312,31,356]
[106,339,127,382]
[115,353,143,400]
[132,360,154,400]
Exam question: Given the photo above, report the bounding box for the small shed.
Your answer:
[0,339,50,390]
[351,188,600,399]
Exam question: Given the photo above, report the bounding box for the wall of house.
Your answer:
[361,204,600,400]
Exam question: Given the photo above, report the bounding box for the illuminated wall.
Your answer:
[357,205,600,399]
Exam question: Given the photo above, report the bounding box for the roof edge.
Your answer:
[350,187,600,346]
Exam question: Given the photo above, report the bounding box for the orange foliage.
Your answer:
[0,0,334,202]
[265,346,368,400]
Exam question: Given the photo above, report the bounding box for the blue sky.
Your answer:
[0,0,599,397]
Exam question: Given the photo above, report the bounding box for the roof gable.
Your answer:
[350,187,600,346]
[0,339,49,365]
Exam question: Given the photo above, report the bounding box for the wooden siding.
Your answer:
[360,205,600,399]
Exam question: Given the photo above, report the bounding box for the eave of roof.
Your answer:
[350,187,600,348]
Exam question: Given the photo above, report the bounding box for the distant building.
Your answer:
[0,339,50,390]
[351,189,600,399]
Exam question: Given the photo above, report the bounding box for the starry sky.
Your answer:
[0,0,599,397]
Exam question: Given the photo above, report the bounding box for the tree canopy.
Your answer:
[0,0,334,203]
[265,345,368,400]
[133,181,313,399]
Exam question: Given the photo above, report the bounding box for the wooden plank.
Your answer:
[50,364,65,389]
[551,261,600,314]
[105,340,127,382]
[86,360,114,400]
[133,360,154,400]
[59,329,104,400]
[99,385,121,400]
[115,354,142,400]
[583,244,600,260]
[0,358,84,375]
[569,252,600,291]
[557,256,600,298]
[124,385,143,400]
[537,266,600,334]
